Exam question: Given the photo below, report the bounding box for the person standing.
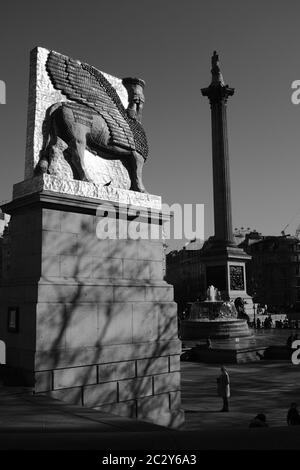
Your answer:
[287,334,294,348]
[287,403,300,425]
[217,366,230,412]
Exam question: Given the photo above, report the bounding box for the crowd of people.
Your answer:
[249,315,300,330]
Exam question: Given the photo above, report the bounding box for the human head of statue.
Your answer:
[122,77,145,123]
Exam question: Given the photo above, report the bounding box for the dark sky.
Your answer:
[1,0,300,245]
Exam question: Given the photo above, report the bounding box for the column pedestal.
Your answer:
[201,238,253,316]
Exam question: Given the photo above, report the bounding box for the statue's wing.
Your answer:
[46,50,135,151]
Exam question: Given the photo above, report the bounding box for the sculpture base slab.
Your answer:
[0,189,184,429]
[13,174,162,210]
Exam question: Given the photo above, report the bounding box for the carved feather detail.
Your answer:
[46,51,138,153]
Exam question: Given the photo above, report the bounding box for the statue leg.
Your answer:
[36,105,60,175]
[36,132,54,174]
[68,138,91,182]
[125,151,147,193]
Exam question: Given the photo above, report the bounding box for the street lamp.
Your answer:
[253,303,256,328]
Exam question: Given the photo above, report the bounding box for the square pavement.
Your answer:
[181,360,300,431]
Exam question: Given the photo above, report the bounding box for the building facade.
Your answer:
[166,231,300,314]
[0,212,10,280]
[166,247,206,314]
[240,232,300,311]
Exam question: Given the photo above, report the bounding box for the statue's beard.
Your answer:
[127,108,142,122]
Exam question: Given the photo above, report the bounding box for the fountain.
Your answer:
[181,285,251,339]
[180,286,264,363]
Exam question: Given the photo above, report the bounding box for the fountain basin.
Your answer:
[180,286,258,363]
[180,318,250,340]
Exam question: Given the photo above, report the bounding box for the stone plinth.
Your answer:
[0,188,184,429]
[13,174,161,210]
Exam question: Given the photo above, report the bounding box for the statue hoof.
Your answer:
[37,159,48,173]
[138,186,148,194]
[130,184,147,194]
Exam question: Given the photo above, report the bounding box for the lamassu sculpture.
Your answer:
[36,51,148,192]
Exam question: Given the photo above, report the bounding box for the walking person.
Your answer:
[217,366,230,412]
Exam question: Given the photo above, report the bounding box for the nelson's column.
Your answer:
[200,51,252,313]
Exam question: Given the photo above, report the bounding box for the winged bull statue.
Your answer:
[36,51,149,193]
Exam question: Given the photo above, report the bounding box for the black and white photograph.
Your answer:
[0,0,300,461]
